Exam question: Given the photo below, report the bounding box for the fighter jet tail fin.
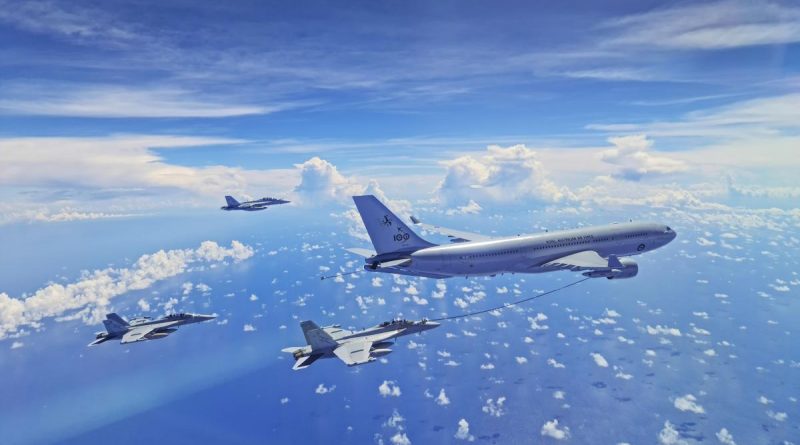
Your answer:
[352,195,435,255]
[300,320,338,350]
[224,195,240,207]
[104,313,129,335]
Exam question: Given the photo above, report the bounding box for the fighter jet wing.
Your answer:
[543,250,615,271]
[333,340,373,366]
[410,216,493,243]
[120,320,180,344]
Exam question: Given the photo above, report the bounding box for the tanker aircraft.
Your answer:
[347,195,676,280]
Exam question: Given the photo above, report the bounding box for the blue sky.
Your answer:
[1,0,799,222]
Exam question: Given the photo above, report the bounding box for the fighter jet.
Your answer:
[220,195,290,211]
[347,195,677,280]
[88,312,216,346]
[282,318,440,369]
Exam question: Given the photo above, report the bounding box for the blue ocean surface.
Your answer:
[2,208,797,444]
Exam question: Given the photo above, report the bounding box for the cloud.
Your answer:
[314,383,335,394]
[390,432,411,445]
[716,428,736,445]
[378,380,402,397]
[454,418,474,441]
[658,421,688,445]
[603,1,800,50]
[292,157,364,203]
[674,394,705,414]
[766,410,787,422]
[0,240,253,340]
[646,325,683,337]
[0,135,297,203]
[0,84,274,118]
[436,144,574,207]
[243,324,256,332]
[599,135,687,180]
[435,389,450,406]
[4,209,144,225]
[540,419,570,440]
[481,397,506,417]
[445,199,482,215]
[590,352,609,368]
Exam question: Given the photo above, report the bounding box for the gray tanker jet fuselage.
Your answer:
[283,318,440,369]
[348,195,677,280]
[221,195,290,211]
[88,312,216,346]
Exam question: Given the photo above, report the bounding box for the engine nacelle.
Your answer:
[370,348,393,358]
[583,258,638,279]
[372,341,394,349]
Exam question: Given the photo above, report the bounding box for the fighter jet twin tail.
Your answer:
[89,312,215,346]
[220,195,290,211]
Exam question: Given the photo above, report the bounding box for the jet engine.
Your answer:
[583,258,638,279]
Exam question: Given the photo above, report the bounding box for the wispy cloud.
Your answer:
[602,0,800,50]
[0,84,279,118]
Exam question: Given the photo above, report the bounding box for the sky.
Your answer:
[1,1,799,444]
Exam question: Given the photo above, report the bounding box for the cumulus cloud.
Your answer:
[658,421,688,445]
[292,156,363,203]
[0,240,253,340]
[445,199,482,215]
[454,418,474,441]
[599,135,687,180]
[716,428,736,445]
[390,432,411,445]
[315,383,335,394]
[243,324,256,332]
[674,394,705,414]
[590,352,609,368]
[435,389,450,406]
[481,397,506,417]
[646,325,682,337]
[436,144,574,207]
[378,380,402,397]
[540,419,570,440]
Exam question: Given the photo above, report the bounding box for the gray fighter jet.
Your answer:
[282,318,440,369]
[88,312,216,346]
[221,195,290,211]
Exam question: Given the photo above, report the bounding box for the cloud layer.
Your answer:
[0,240,253,340]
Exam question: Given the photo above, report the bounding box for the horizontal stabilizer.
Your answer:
[378,258,411,268]
[409,216,492,243]
[345,247,375,258]
[293,353,324,370]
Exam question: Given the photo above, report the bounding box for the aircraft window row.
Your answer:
[460,249,520,259]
